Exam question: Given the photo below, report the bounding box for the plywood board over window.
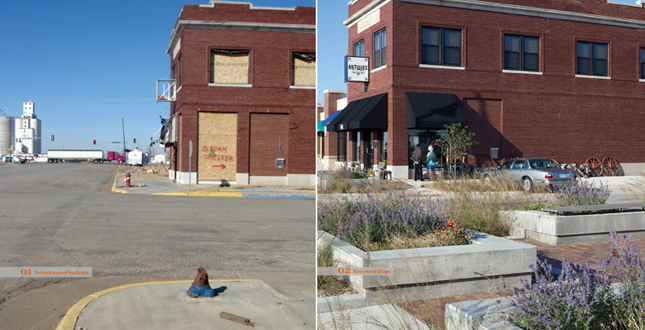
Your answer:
[293,53,315,86]
[211,50,249,84]
[198,112,238,181]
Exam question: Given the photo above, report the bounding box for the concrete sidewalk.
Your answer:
[112,173,315,199]
[62,279,311,330]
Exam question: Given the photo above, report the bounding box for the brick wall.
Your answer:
[345,0,645,168]
[250,113,289,176]
[323,91,345,157]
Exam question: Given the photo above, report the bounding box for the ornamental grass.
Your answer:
[317,191,472,251]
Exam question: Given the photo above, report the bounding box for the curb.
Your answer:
[56,278,253,330]
[152,191,315,199]
[111,176,128,194]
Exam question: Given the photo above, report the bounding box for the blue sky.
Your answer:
[0,0,313,154]
[316,0,640,105]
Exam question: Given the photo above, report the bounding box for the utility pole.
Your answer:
[122,118,127,161]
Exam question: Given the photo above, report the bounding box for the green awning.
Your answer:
[317,120,324,132]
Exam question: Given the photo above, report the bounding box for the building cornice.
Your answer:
[345,0,391,27]
[167,20,315,54]
[345,0,645,30]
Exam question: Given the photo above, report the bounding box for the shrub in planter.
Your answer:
[504,231,645,330]
[523,180,612,211]
[317,191,469,251]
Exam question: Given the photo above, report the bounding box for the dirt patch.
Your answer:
[399,292,505,330]
[116,164,169,177]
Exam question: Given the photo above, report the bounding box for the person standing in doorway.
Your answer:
[412,144,424,181]
[426,145,437,181]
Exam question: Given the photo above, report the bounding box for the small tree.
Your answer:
[439,123,478,176]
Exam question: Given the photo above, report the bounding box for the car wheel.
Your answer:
[522,177,533,191]
[482,175,491,185]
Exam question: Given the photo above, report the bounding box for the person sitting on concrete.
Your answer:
[187,267,217,298]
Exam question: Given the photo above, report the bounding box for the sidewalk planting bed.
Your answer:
[317,191,535,301]
[446,232,645,330]
[317,230,534,301]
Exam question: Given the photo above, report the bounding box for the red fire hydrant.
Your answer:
[125,172,131,188]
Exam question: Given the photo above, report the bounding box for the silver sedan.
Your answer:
[481,158,577,191]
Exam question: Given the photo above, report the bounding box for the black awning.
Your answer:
[327,93,388,131]
[405,93,466,129]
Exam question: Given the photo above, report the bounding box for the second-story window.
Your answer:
[172,65,176,86]
[354,40,364,57]
[504,35,539,72]
[292,52,316,87]
[178,55,183,87]
[421,27,461,66]
[210,49,250,84]
[374,28,386,69]
[577,41,608,76]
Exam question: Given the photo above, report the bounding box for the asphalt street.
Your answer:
[0,162,315,330]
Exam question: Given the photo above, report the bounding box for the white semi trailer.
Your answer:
[47,149,105,163]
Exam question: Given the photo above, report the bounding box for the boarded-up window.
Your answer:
[211,49,250,84]
[293,53,315,86]
[198,112,238,181]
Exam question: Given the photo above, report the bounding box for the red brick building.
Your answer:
[164,1,315,186]
[318,90,346,170]
[331,0,645,178]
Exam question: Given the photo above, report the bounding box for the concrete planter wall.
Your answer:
[504,210,645,245]
[445,284,624,330]
[317,230,535,301]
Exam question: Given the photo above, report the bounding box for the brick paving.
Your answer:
[399,237,645,329]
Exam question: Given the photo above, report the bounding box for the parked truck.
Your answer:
[126,150,149,166]
[107,151,126,163]
[47,149,105,163]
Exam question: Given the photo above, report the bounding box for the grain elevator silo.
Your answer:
[14,101,41,154]
[0,117,13,156]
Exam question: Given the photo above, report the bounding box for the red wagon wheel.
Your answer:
[586,157,604,177]
[575,163,589,178]
[602,157,619,177]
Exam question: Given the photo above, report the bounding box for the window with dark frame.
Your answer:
[210,49,250,84]
[178,55,182,87]
[504,35,539,72]
[641,48,645,79]
[292,52,315,86]
[380,131,387,163]
[354,40,364,57]
[353,131,361,163]
[373,28,386,69]
[421,27,462,66]
[337,132,347,162]
[577,41,608,76]
[172,65,176,86]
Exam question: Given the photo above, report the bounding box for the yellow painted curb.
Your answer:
[188,191,244,197]
[152,191,244,197]
[151,192,188,196]
[111,176,129,194]
[56,278,253,330]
